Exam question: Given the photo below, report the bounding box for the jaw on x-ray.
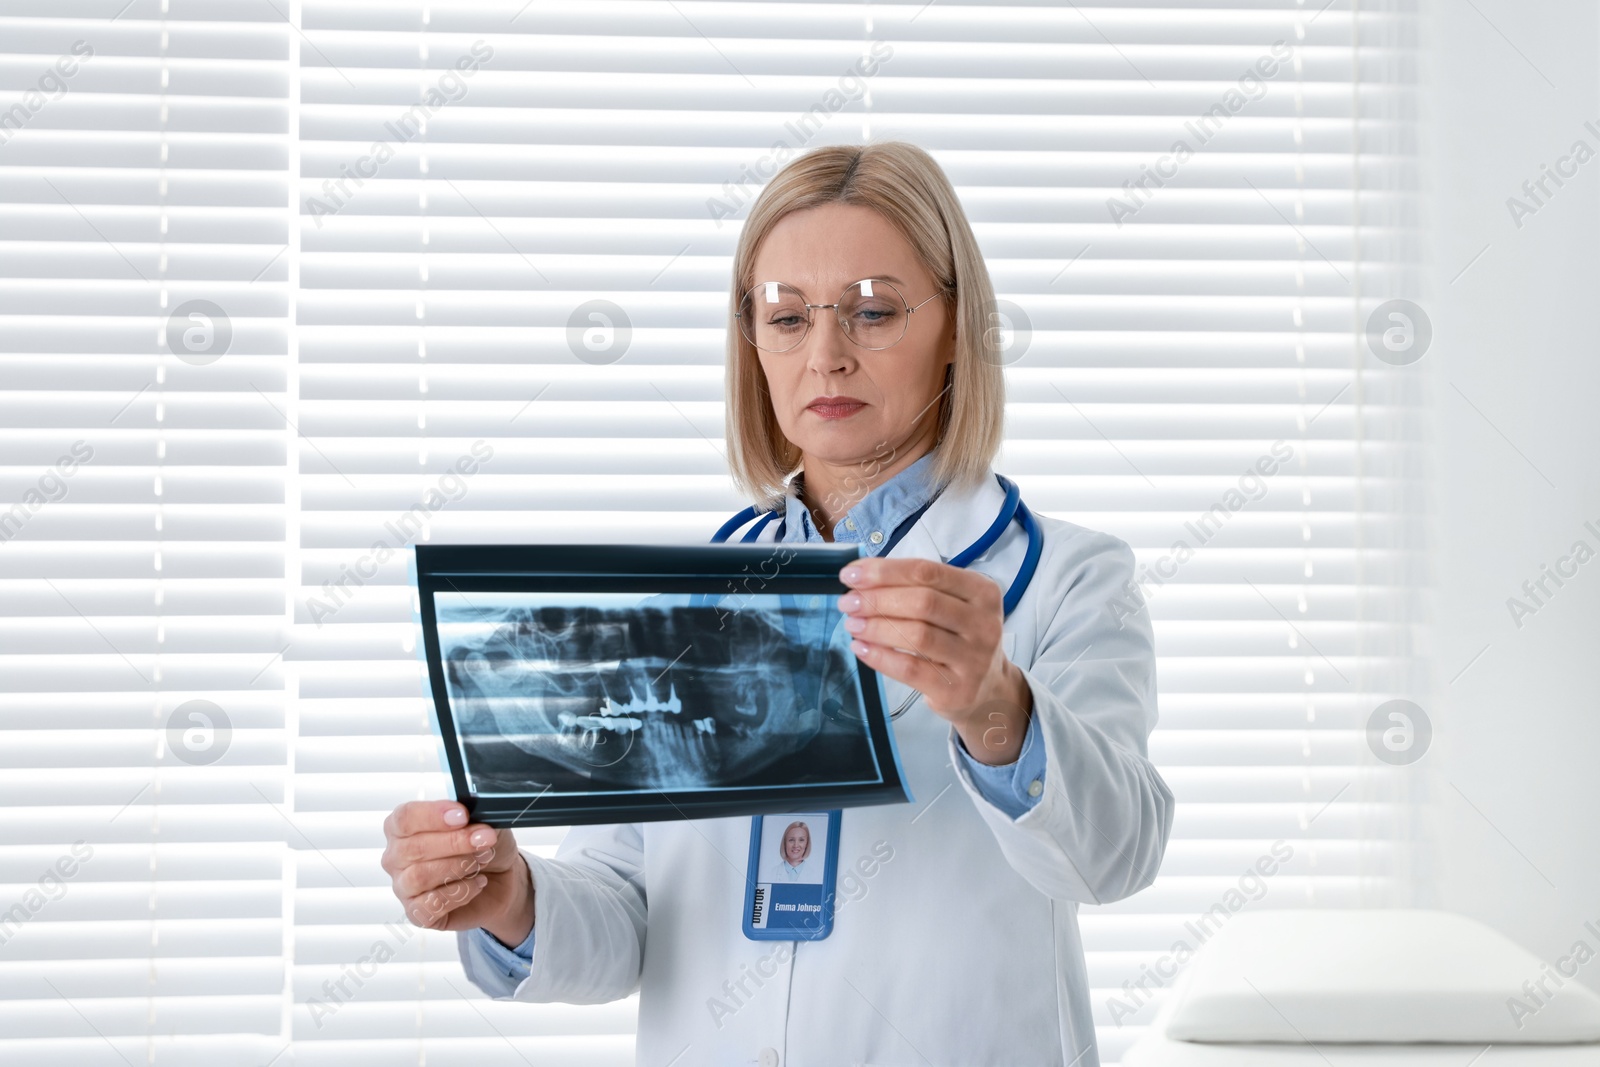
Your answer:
[439,594,870,794]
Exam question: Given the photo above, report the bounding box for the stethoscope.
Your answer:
[711,473,1044,719]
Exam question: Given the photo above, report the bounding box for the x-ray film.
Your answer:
[413,544,913,828]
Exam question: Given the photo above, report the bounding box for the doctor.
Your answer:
[778,822,813,881]
[381,141,1173,1067]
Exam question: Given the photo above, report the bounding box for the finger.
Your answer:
[390,823,497,868]
[839,584,970,639]
[851,639,958,697]
[840,556,1001,606]
[404,874,488,929]
[479,830,520,873]
[409,873,487,926]
[845,614,965,667]
[395,850,496,899]
[384,823,498,870]
[384,799,470,840]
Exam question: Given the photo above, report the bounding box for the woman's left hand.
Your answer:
[838,557,1033,766]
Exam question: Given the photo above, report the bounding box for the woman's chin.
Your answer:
[792,435,882,466]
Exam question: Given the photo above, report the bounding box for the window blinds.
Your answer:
[0,3,292,1065]
[1,1,1418,1063]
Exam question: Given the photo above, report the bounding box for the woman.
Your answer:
[778,821,812,881]
[381,141,1173,1066]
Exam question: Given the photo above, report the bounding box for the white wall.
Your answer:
[1424,0,1600,988]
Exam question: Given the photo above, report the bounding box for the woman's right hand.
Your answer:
[381,799,534,947]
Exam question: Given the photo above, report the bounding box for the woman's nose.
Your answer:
[802,309,856,372]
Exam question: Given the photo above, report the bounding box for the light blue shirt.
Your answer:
[462,453,1048,992]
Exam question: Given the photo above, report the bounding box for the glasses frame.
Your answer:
[736,277,950,354]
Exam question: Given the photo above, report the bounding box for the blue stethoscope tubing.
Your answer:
[712,473,1042,614]
[710,473,1045,718]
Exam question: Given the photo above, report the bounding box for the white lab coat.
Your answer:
[460,468,1174,1067]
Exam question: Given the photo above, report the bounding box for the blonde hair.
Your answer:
[724,141,1005,509]
[779,821,812,863]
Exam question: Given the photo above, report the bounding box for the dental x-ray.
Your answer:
[413,544,912,827]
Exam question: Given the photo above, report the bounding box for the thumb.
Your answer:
[482,829,519,873]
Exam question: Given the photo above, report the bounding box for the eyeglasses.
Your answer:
[735,277,949,354]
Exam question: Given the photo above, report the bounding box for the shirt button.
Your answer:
[844,518,855,531]
[868,530,884,544]
[1027,779,1043,798]
[759,1048,780,1067]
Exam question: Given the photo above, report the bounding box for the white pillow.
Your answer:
[1160,910,1600,1044]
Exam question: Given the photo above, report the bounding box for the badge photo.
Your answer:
[743,810,841,941]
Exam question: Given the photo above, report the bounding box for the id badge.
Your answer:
[742,810,841,941]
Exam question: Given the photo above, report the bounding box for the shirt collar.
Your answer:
[780,452,943,555]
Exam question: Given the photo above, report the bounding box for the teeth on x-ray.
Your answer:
[444,602,839,790]
[558,711,642,733]
[555,679,688,736]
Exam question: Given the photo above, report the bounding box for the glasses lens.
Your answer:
[739,282,809,352]
[838,279,908,350]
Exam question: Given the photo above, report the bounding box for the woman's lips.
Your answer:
[807,401,866,419]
